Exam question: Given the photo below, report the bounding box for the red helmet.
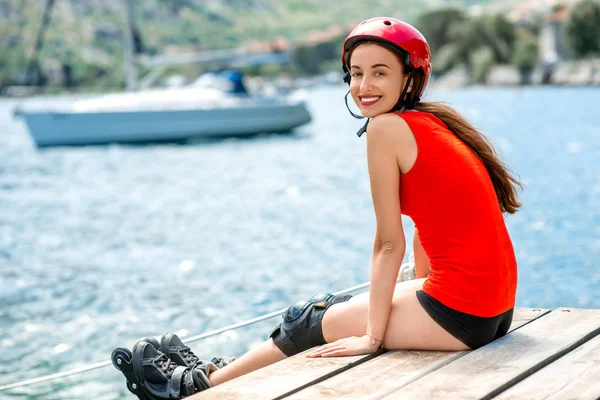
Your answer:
[342,17,432,102]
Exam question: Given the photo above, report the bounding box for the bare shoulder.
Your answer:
[366,112,415,161]
[367,113,413,144]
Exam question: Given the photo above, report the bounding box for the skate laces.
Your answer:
[211,357,233,368]
[179,345,199,366]
[154,353,178,377]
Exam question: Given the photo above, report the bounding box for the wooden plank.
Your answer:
[495,333,600,400]
[189,348,386,400]
[285,308,549,400]
[379,308,600,400]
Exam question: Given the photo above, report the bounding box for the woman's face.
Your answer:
[349,43,408,118]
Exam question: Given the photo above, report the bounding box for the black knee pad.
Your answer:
[270,292,353,356]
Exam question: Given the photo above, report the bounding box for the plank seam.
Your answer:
[481,324,600,400]
[373,309,552,400]
[273,347,388,400]
[376,351,470,399]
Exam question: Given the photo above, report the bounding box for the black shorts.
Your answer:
[416,290,513,349]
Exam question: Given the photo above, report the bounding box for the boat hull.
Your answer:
[21,101,312,147]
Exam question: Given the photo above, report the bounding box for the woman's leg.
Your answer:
[208,338,286,386]
[323,278,469,351]
[209,278,468,386]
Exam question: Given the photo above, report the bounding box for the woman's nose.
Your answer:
[360,76,373,92]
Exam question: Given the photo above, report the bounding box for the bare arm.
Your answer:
[413,228,430,278]
[365,114,410,345]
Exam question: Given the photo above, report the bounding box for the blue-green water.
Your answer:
[1,86,599,399]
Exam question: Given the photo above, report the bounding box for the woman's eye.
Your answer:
[375,71,385,76]
[351,72,362,77]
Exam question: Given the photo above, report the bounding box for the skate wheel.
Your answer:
[111,347,132,371]
[127,380,153,400]
[126,380,136,395]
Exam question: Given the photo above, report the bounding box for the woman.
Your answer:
[112,17,522,399]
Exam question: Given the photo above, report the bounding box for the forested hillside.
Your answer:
[0,0,494,89]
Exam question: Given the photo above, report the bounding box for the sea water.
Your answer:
[0,85,599,399]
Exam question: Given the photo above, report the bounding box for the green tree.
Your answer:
[565,0,600,57]
[484,14,516,63]
[419,9,517,81]
[292,45,321,75]
[416,8,468,55]
[512,31,539,84]
[0,47,28,87]
[470,47,495,83]
[314,40,339,62]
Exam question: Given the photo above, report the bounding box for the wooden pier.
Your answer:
[190,308,600,400]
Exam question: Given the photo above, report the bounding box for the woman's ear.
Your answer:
[400,80,412,94]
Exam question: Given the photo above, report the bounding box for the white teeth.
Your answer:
[361,97,381,102]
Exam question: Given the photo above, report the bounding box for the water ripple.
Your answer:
[0,86,599,398]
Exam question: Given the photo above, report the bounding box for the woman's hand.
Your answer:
[306,335,381,358]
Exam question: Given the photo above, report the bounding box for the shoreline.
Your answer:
[2,60,600,99]
[433,59,600,89]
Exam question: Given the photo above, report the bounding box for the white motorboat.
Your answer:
[13,0,312,148]
[14,86,312,147]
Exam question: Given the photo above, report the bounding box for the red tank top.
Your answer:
[397,111,517,317]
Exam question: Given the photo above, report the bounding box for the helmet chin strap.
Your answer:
[344,69,414,138]
[344,90,370,137]
[344,91,364,120]
[356,120,370,137]
[391,70,414,112]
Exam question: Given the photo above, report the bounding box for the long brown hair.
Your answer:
[404,70,523,214]
[414,100,523,214]
[348,41,523,214]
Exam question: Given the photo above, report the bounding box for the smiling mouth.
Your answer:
[359,96,382,106]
